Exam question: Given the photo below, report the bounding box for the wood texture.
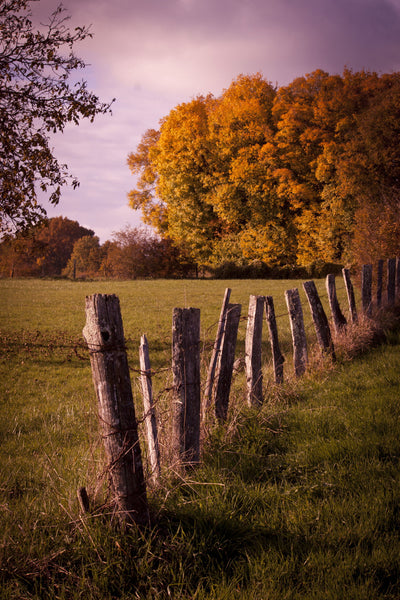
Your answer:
[342,268,358,324]
[387,258,396,306]
[326,274,347,334]
[214,303,241,422]
[377,259,384,308]
[245,295,265,407]
[361,264,373,316]
[303,280,335,360]
[172,308,201,465]
[203,288,231,420]
[265,296,284,384]
[83,294,149,527]
[285,288,308,377]
[139,334,161,485]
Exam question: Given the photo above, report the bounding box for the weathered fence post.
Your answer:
[285,288,308,377]
[377,259,384,308]
[139,334,161,485]
[203,288,231,421]
[83,294,149,527]
[387,258,396,306]
[265,296,284,384]
[245,295,265,407]
[361,264,373,316]
[303,280,335,360]
[214,303,241,423]
[326,274,347,334]
[342,268,358,324]
[396,257,400,299]
[172,308,201,466]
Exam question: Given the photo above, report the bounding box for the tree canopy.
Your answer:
[0,219,195,279]
[0,0,113,232]
[128,70,400,269]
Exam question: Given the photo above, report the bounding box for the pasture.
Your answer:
[1,277,400,599]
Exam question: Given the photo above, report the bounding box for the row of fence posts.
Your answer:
[82,258,400,527]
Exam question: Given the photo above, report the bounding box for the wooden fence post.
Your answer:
[214,303,241,423]
[342,268,358,324]
[203,288,231,421]
[265,296,284,384]
[83,294,149,527]
[139,334,161,485]
[303,280,335,360]
[361,264,373,316]
[377,259,384,308]
[172,308,201,465]
[285,288,308,377]
[326,274,347,334]
[396,257,400,299]
[387,258,396,306]
[245,295,265,407]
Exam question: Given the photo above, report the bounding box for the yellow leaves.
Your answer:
[239,223,296,267]
[127,69,400,269]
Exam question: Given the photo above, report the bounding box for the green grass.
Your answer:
[1,278,399,599]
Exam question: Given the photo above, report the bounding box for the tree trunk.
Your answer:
[83,294,149,528]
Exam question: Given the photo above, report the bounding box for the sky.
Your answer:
[31,0,400,242]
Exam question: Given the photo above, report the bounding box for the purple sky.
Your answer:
[32,0,400,242]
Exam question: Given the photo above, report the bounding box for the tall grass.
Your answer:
[1,278,399,599]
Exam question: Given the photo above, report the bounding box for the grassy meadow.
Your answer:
[1,277,400,599]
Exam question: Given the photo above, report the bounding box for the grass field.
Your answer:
[1,278,400,599]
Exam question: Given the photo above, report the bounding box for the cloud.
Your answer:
[32,0,400,241]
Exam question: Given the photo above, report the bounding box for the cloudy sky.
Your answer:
[32,0,400,242]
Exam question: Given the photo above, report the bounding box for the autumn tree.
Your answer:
[206,74,296,266]
[0,230,45,277]
[33,216,94,275]
[103,226,194,279]
[63,235,103,278]
[315,70,400,266]
[0,216,94,276]
[128,69,400,271]
[0,0,113,232]
[128,96,222,264]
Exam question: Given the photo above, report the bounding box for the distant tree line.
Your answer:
[0,217,195,279]
[128,69,400,272]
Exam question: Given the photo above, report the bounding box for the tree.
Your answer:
[0,230,45,277]
[0,216,94,276]
[128,96,222,264]
[315,70,400,266]
[128,69,400,271]
[103,226,195,279]
[0,0,113,232]
[63,235,103,278]
[33,216,94,275]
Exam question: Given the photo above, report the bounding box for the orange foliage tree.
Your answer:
[128,70,400,271]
